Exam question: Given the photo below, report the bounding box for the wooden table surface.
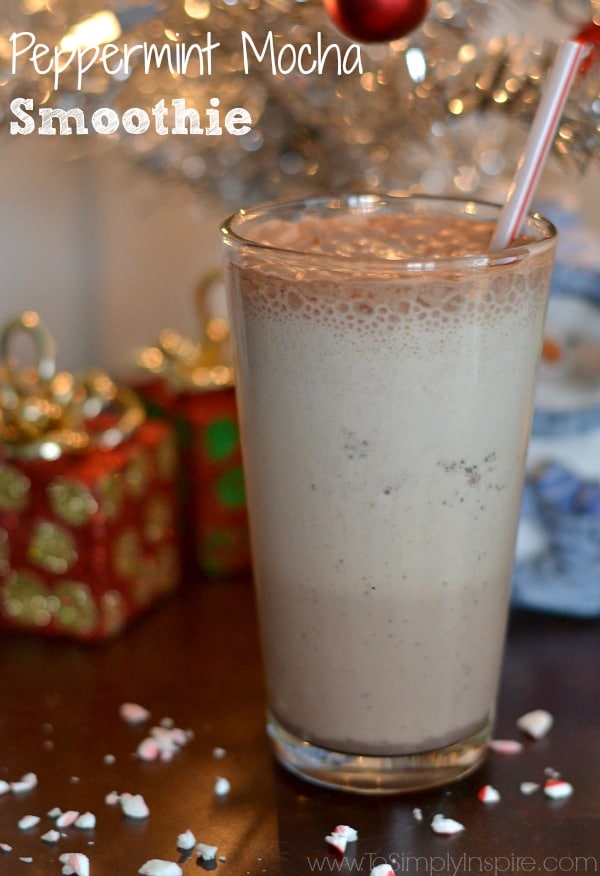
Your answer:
[0,577,599,875]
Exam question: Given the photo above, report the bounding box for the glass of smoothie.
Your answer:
[221,194,556,794]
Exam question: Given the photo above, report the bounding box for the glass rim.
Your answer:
[221,193,557,272]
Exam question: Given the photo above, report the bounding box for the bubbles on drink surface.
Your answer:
[233,212,554,341]
[254,212,500,259]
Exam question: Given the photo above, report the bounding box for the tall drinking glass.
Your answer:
[221,194,556,794]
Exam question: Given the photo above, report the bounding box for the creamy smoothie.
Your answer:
[222,196,556,790]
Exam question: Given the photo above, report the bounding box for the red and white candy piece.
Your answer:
[325,833,348,854]
[59,852,90,876]
[544,779,574,800]
[41,830,61,843]
[121,793,150,819]
[516,709,554,740]
[326,823,359,853]
[488,739,524,755]
[136,738,162,762]
[478,785,501,804]
[137,725,193,762]
[0,843,12,852]
[56,810,80,829]
[331,824,358,842]
[370,864,395,876]
[196,842,218,861]
[75,812,96,830]
[176,829,196,851]
[11,772,38,794]
[119,702,151,725]
[18,815,40,830]
[430,813,465,836]
[138,861,183,876]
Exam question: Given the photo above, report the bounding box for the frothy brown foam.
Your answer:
[227,214,554,342]
[252,213,502,259]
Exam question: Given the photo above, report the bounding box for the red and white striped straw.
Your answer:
[491,38,589,251]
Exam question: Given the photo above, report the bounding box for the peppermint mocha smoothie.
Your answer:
[222,195,556,793]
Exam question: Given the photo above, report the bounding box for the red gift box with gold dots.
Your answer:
[135,280,251,578]
[0,313,181,641]
[137,378,250,577]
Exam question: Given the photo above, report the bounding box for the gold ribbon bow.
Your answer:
[0,311,145,460]
[136,271,234,392]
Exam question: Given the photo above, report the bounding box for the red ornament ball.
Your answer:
[575,21,600,74]
[323,0,431,43]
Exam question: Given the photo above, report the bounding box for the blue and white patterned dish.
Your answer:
[512,263,600,617]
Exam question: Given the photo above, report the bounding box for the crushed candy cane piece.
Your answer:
[138,861,183,876]
[177,829,196,850]
[544,766,561,779]
[488,739,524,755]
[136,738,162,762]
[0,843,12,852]
[0,780,9,795]
[412,807,423,822]
[325,834,347,854]
[520,782,540,795]
[370,865,395,876]
[105,791,120,806]
[59,852,90,876]
[137,725,192,762]
[214,776,230,797]
[41,830,61,843]
[331,825,358,842]
[119,702,151,724]
[11,782,33,795]
[48,807,62,819]
[516,709,553,740]
[18,815,40,830]
[544,779,574,800]
[75,812,96,830]
[212,747,227,759]
[196,842,218,861]
[19,857,33,863]
[56,811,80,829]
[478,785,501,803]
[152,725,188,745]
[11,772,38,794]
[431,813,465,836]
[103,754,116,765]
[121,794,150,819]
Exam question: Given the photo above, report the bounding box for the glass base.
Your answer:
[267,713,490,795]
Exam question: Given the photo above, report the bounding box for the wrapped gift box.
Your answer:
[136,279,250,577]
[137,377,250,577]
[0,313,182,641]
